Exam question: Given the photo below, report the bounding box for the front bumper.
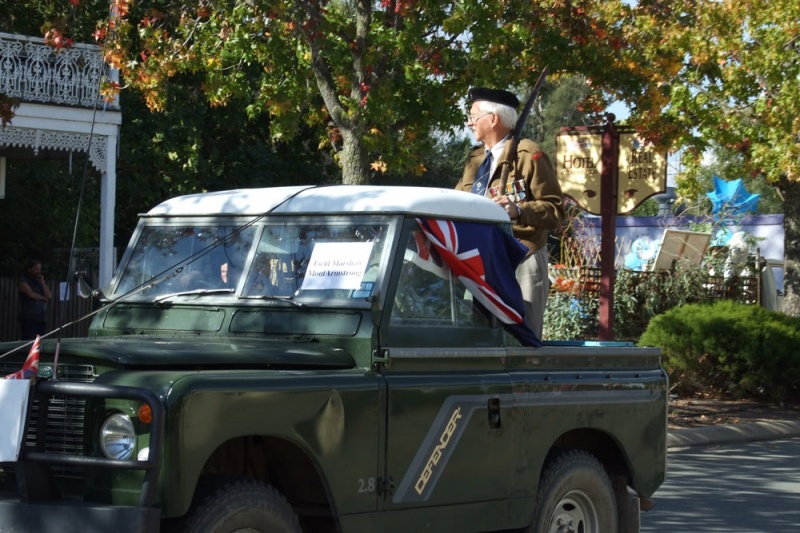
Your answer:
[0,381,165,533]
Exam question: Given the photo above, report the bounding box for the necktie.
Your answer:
[471,151,493,196]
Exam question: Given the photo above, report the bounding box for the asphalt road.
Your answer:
[641,437,800,532]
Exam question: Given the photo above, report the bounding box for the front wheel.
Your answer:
[179,476,301,533]
[530,450,618,533]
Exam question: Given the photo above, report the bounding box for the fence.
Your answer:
[547,264,762,341]
[554,266,760,305]
[0,277,93,342]
[0,31,120,110]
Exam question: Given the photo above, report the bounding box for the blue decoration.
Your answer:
[706,176,760,216]
[711,227,733,246]
[623,236,659,271]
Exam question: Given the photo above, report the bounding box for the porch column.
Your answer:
[99,133,118,287]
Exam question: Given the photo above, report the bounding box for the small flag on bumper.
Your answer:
[5,335,41,380]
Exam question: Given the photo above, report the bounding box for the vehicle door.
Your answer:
[378,219,514,512]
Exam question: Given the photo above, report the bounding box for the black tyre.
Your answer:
[181,477,301,533]
[530,450,618,533]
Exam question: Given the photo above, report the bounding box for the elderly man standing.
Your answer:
[455,87,565,339]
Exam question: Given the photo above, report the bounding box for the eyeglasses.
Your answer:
[465,111,493,124]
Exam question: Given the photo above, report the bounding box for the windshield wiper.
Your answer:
[154,288,234,303]
[242,294,305,307]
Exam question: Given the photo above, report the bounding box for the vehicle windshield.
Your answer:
[110,218,391,306]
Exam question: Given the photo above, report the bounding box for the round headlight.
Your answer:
[100,413,136,460]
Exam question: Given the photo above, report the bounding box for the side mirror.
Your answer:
[74,271,104,300]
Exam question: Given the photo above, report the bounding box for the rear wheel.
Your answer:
[179,476,301,533]
[530,450,618,533]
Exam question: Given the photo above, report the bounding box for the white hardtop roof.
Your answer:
[146,185,510,223]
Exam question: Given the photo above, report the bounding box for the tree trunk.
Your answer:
[339,128,370,185]
[780,178,800,317]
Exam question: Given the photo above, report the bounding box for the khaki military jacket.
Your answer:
[455,139,565,253]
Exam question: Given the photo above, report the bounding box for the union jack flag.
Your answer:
[416,219,541,346]
[5,335,41,380]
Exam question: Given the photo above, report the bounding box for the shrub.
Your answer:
[639,300,800,401]
[544,291,597,340]
[613,263,710,340]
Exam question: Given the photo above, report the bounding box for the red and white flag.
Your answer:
[5,335,41,380]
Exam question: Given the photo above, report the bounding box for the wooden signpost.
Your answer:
[556,115,668,340]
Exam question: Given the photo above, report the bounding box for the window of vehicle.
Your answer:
[390,228,492,328]
[241,222,390,304]
[111,224,256,299]
[111,218,391,307]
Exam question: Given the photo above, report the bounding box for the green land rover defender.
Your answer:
[0,185,667,533]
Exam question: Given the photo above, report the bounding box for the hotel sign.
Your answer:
[556,131,667,215]
[556,132,603,214]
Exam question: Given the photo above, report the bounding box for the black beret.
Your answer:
[468,87,520,109]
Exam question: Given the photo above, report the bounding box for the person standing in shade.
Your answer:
[455,87,565,338]
[18,259,52,340]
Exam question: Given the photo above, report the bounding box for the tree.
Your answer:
[612,0,799,314]
[522,75,594,159]
[101,0,645,184]
[114,79,336,243]
[6,0,656,187]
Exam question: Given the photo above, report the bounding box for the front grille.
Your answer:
[0,362,97,479]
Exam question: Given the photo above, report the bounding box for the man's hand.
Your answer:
[493,195,520,220]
